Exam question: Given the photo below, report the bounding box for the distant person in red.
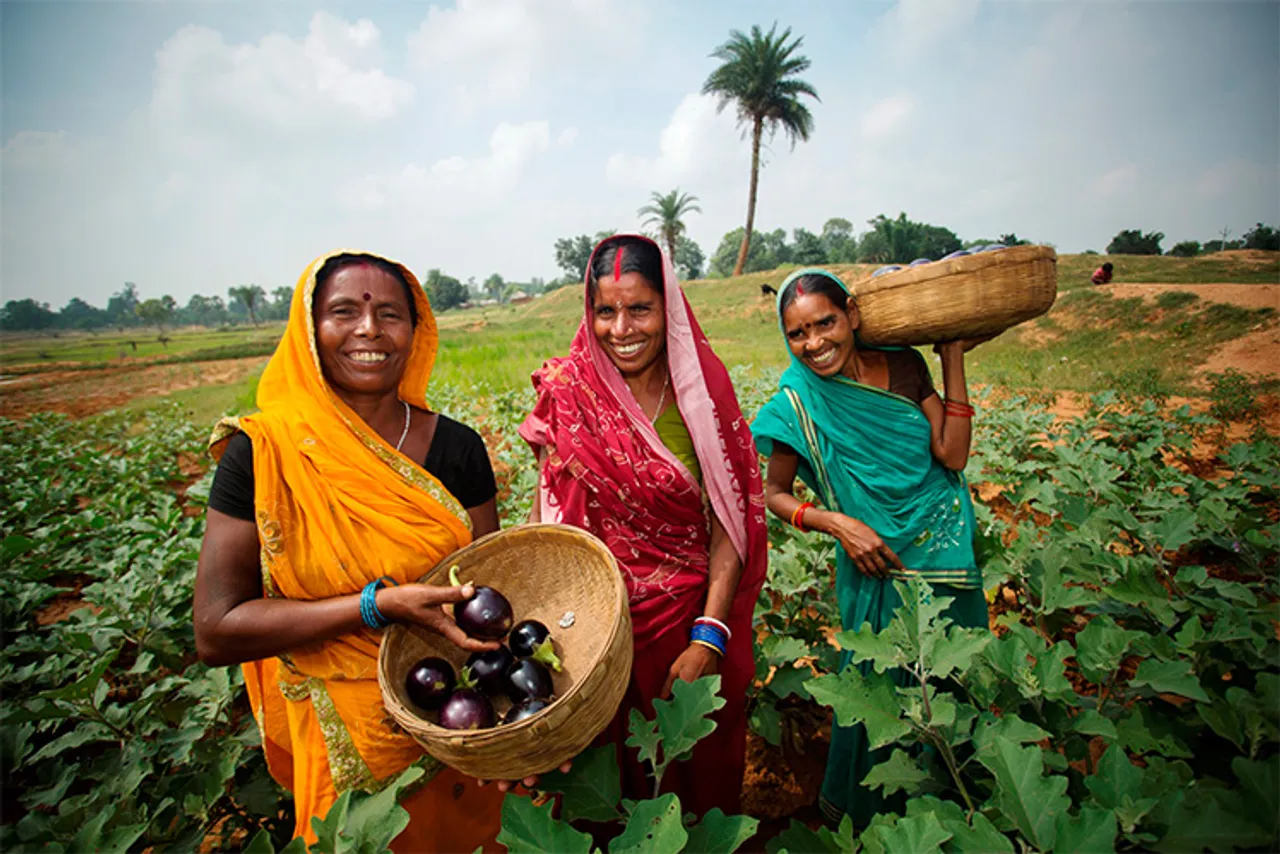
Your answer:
[1091,262,1114,285]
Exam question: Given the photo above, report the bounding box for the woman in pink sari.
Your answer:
[519,234,767,815]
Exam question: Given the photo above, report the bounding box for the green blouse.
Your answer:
[654,405,702,485]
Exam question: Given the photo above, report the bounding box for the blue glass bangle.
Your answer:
[361,577,398,630]
[690,624,727,655]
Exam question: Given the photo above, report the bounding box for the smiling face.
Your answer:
[782,291,860,378]
[313,264,415,401]
[591,272,666,378]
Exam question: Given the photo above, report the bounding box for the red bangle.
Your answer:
[790,501,815,532]
[944,398,975,418]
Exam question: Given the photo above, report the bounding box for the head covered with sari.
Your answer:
[209,250,471,836]
[518,234,767,647]
[751,267,979,587]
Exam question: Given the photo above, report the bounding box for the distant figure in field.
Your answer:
[1091,262,1114,285]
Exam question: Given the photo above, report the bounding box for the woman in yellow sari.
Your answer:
[194,250,506,850]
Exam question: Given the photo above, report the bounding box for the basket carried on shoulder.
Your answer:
[378,523,632,781]
[849,245,1058,346]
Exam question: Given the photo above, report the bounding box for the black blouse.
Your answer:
[207,415,498,521]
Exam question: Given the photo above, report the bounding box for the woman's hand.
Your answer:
[661,643,720,699]
[379,583,500,653]
[825,514,904,579]
[478,760,574,793]
[933,332,998,359]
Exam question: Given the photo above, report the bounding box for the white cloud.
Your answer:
[860,95,915,140]
[605,93,744,189]
[151,12,414,142]
[406,0,631,108]
[340,120,554,214]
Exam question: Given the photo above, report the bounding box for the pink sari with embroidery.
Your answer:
[519,235,767,815]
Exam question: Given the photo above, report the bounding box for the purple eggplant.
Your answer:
[503,697,552,725]
[941,249,970,260]
[872,265,903,278]
[909,257,932,267]
[405,657,455,711]
[465,646,517,696]
[438,688,495,730]
[449,565,513,641]
[505,658,554,704]
[508,620,563,672]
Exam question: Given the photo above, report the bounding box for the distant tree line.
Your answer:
[1106,223,1278,257]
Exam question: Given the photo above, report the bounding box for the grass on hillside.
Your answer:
[0,323,285,370]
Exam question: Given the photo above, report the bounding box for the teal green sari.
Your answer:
[750,268,989,828]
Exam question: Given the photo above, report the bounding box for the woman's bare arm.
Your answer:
[193,508,497,667]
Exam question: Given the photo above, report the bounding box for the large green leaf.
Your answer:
[976,740,1070,850]
[1072,709,1118,741]
[834,621,902,674]
[861,749,928,796]
[1154,788,1275,853]
[1130,659,1210,702]
[682,808,759,854]
[1115,705,1192,758]
[866,812,951,854]
[1233,757,1279,837]
[496,794,594,854]
[1073,616,1143,683]
[764,816,857,854]
[309,791,353,854]
[1054,805,1117,854]
[626,707,661,771]
[904,796,1013,854]
[537,745,622,823]
[652,675,726,766]
[1084,744,1142,811]
[608,793,687,854]
[806,668,910,749]
[972,712,1050,755]
[929,628,990,682]
[339,766,424,854]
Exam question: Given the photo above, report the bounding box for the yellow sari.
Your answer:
[210,250,503,850]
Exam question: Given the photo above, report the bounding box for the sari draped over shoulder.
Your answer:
[208,251,502,848]
[518,235,767,815]
[750,267,988,827]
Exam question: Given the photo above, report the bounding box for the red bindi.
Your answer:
[362,292,372,301]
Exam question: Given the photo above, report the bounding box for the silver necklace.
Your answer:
[649,368,670,424]
[395,400,411,452]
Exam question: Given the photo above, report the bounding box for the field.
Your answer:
[1,252,1278,852]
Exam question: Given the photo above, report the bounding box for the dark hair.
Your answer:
[313,253,419,327]
[1102,262,1114,273]
[779,273,850,316]
[587,237,664,299]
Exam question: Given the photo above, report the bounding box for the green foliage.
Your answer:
[1106,229,1164,255]
[861,213,961,263]
[1205,368,1261,423]
[1168,240,1201,257]
[1242,222,1279,251]
[0,407,293,851]
[503,676,759,854]
[1,298,58,331]
[639,189,702,262]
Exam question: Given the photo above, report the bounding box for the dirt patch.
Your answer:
[0,356,265,419]
[1197,325,1280,383]
[1100,282,1278,311]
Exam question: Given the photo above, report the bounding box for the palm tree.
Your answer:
[638,189,702,261]
[703,23,819,276]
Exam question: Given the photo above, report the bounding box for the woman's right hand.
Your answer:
[824,514,904,579]
[379,583,500,653]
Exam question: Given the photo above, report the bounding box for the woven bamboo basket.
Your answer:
[378,523,632,781]
[848,245,1058,346]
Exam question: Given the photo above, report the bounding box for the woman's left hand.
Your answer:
[661,643,720,699]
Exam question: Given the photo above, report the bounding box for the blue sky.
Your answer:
[2,0,1277,307]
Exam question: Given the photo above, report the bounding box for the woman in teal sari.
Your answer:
[751,268,991,828]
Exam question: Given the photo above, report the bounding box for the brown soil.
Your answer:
[1099,282,1278,311]
[0,356,265,419]
[1197,324,1280,383]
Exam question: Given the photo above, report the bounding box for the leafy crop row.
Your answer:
[2,379,1276,852]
